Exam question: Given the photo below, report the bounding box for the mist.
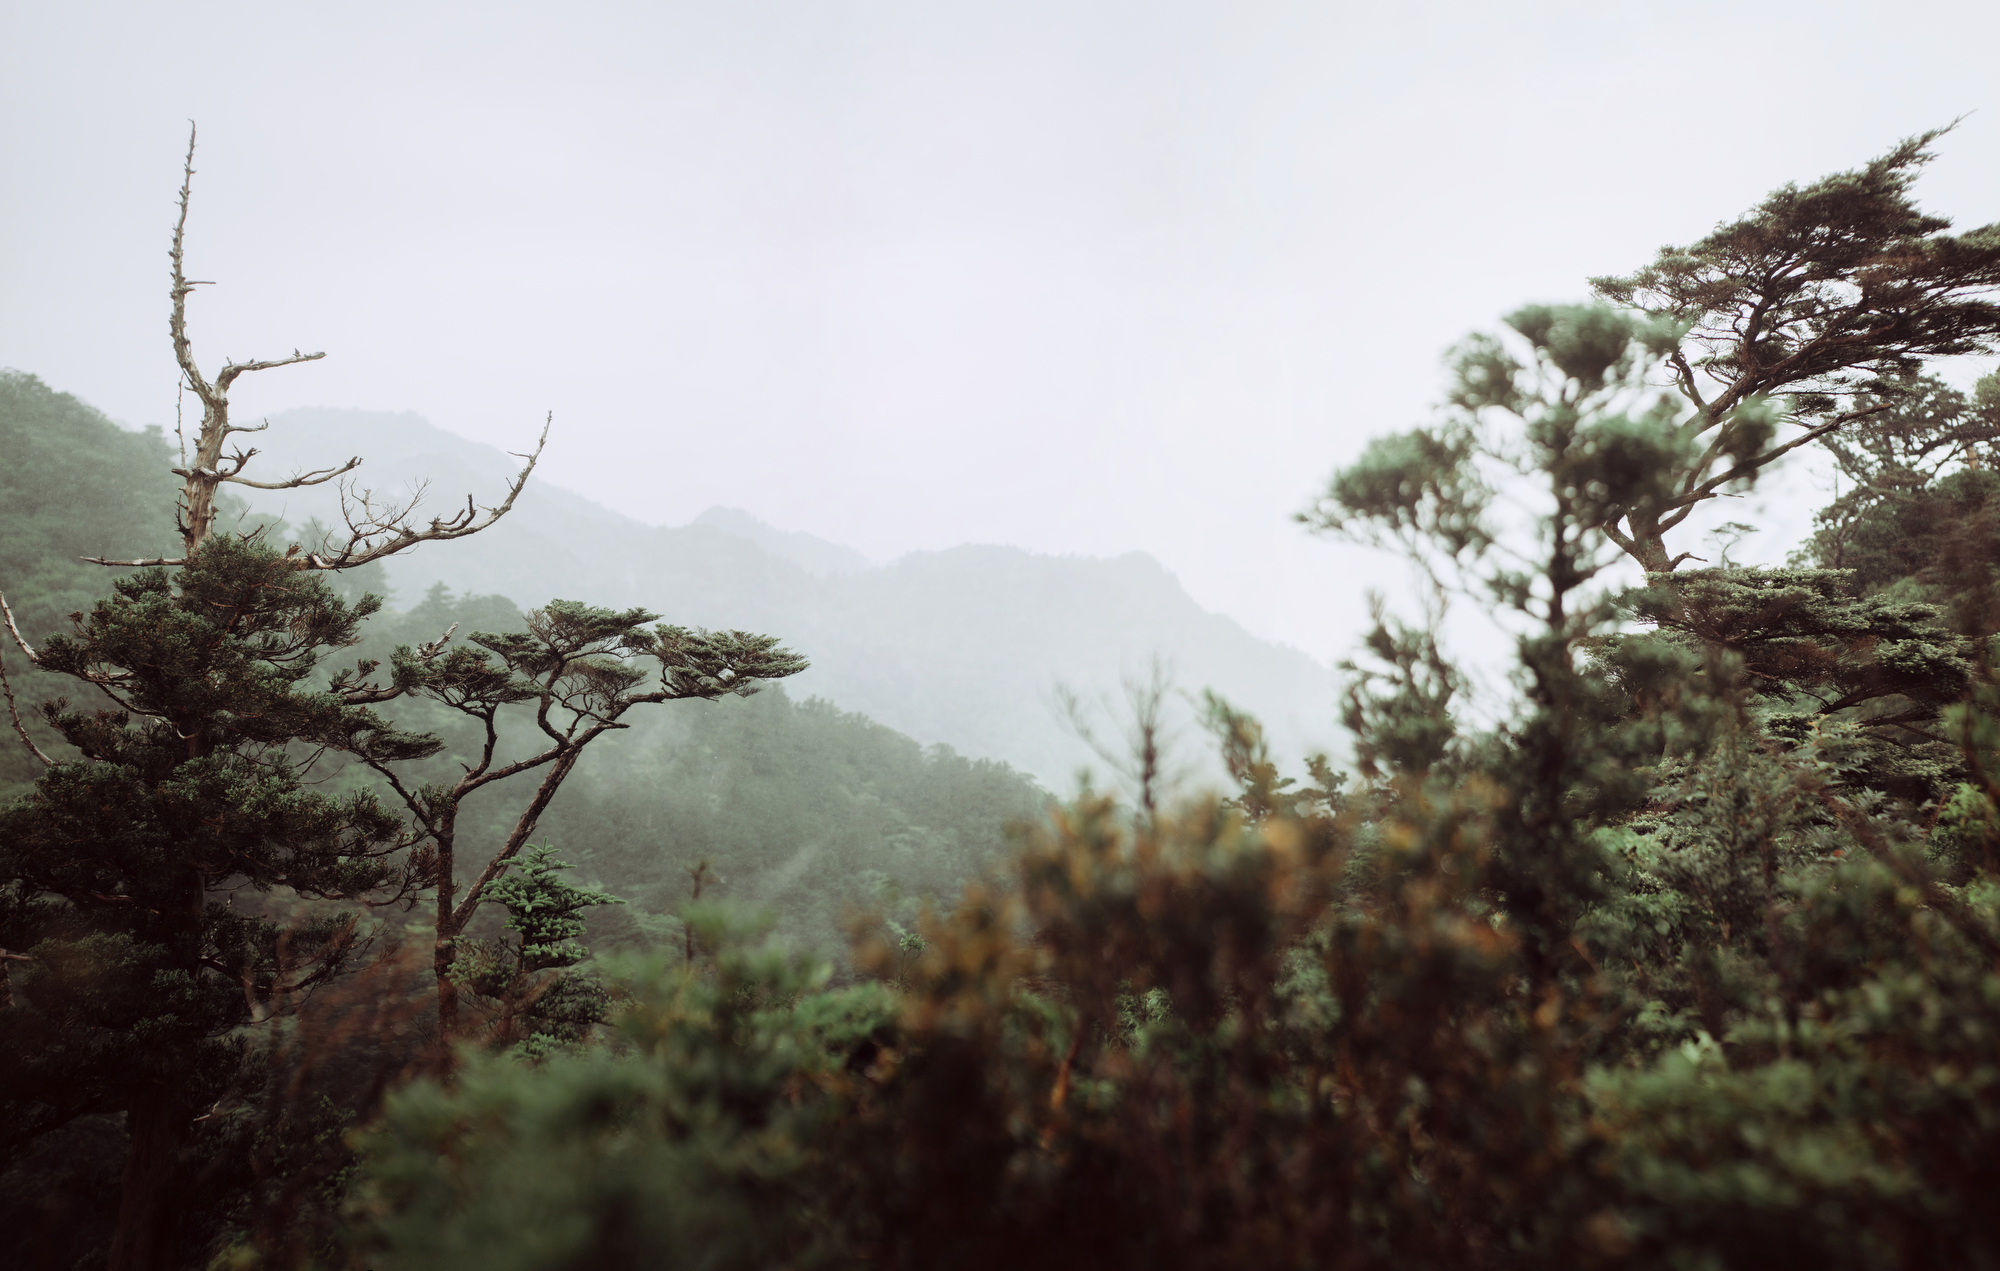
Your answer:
[7,0,1998,676]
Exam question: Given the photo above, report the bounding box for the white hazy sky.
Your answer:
[5,0,1999,664]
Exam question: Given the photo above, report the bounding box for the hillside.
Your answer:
[0,373,1051,956]
[237,406,1341,783]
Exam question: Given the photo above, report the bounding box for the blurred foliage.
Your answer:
[336,303,2000,1270]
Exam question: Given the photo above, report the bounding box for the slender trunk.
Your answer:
[105,1083,190,1271]
[435,927,461,1056]
[433,813,460,1063]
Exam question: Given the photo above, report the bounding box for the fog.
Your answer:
[5,0,1999,667]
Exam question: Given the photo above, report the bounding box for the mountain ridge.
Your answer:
[234,406,1341,783]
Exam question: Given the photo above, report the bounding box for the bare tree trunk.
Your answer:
[105,1084,190,1271]
[432,811,461,1062]
[84,123,540,574]
[434,926,461,1054]
[164,125,329,561]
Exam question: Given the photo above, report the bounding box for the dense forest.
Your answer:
[7,126,2000,1271]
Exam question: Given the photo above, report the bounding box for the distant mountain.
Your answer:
[693,506,874,577]
[237,407,1341,785]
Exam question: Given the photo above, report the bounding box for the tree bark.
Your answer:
[105,1083,190,1271]
[1623,512,1674,574]
[433,810,461,1062]
[435,915,462,1054]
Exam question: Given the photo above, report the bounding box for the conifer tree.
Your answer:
[0,123,803,1270]
[0,537,446,1269]
[456,845,624,1054]
[349,602,805,1046]
[1586,127,2000,572]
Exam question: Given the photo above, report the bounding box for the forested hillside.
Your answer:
[0,373,197,789]
[350,583,1047,957]
[0,373,1045,956]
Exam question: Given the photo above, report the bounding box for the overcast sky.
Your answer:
[5,0,1999,663]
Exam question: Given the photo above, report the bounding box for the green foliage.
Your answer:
[454,846,623,1054]
[1810,371,2000,593]
[0,371,218,793]
[1592,128,2000,412]
[0,535,440,1266]
[21,130,2000,1271]
[545,685,1049,958]
[346,919,895,1271]
[1620,567,1972,803]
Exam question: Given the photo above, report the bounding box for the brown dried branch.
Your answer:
[0,645,55,768]
[169,122,211,409]
[0,591,42,664]
[205,454,364,491]
[116,122,551,572]
[212,349,326,395]
[298,413,551,571]
[79,555,187,568]
[150,121,332,559]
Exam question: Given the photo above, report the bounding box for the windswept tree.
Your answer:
[351,602,805,1046]
[1581,127,2000,571]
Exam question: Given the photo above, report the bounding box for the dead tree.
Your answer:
[84,122,547,571]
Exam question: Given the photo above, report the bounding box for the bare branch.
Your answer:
[0,646,54,768]
[163,123,334,556]
[419,623,459,659]
[80,556,187,568]
[213,350,327,395]
[0,592,42,664]
[299,413,551,571]
[219,456,362,491]
[169,122,214,408]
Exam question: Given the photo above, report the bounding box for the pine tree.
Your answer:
[0,537,444,1267]
[1583,128,2000,572]
[456,845,624,1054]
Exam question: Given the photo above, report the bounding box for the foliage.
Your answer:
[1587,128,2000,571]
[340,588,807,1048]
[0,371,210,793]
[337,287,2000,1269]
[19,130,2000,1271]
[345,917,896,1271]
[452,845,623,1054]
[0,535,440,1267]
[1809,371,2000,592]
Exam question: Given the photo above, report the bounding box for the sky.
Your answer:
[5,0,2000,665]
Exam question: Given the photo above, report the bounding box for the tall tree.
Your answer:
[0,538,448,1270]
[1584,127,2000,571]
[0,124,556,1271]
[0,122,798,1271]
